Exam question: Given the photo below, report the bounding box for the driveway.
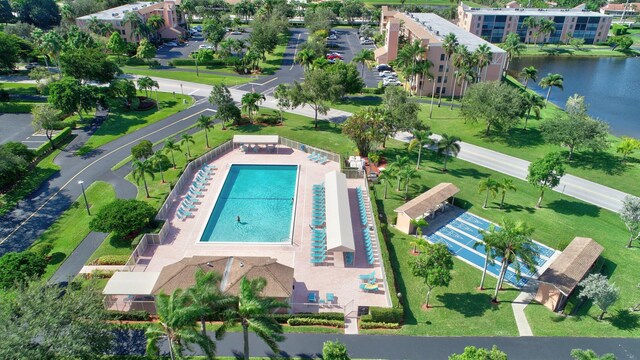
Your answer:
[0,113,50,149]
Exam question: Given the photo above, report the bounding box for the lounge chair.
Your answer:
[187,188,203,196]
[180,201,196,210]
[184,195,201,203]
[326,293,335,304]
[360,283,379,292]
[177,208,192,217]
[307,152,318,160]
[359,271,376,282]
[203,164,217,170]
[307,292,317,303]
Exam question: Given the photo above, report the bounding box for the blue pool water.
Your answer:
[200,164,298,243]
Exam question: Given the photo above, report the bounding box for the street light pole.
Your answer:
[195,56,199,77]
[78,180,90,215]
[180,83,184,96]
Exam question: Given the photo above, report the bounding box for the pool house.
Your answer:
[394,182,460,235]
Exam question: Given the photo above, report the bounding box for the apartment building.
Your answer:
[376,7,506,97]
[457,2,612,44]
[77,1,186,43]
[600,2,639,17]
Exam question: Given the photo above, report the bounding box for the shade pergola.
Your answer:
[103,272,160,296]
[394,182,460,234]
[233,135,279,145]
[324,171,355,252]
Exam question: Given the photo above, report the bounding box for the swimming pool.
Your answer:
[199,164,299,243]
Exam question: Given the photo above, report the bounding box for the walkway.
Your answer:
[511,280,539,336]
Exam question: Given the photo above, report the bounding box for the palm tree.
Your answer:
[415,60,434,97]
[396,40,427,96]
[196,115,214,148]
[408,129,432,169]
[474,224,499,290]
[473,44,493,82]
[500,33,525,76]
[399,166,420,199]
[478,177,500,208]
[132,159,154,198]
[410,218,429,239]
[520,66,538,89]
[448,45,466,108]
[123,11,148,42]
[149,151,169,183]
[539,73,564,105]
[186,268,234,336]
[538,19,555,46]
[145,289,217,360]
[218,277,287,360]
[391,155,411,191]
[295,49,317,70]
[181,133,195,159]
[436,33,459,107]
[498,178,517,209]
[241,92,266,123]
[378,168,395,200]
[352,49,374,78]
[137,76,157,98]
[147,14,165,39]
[164,138,181,168]
[523,17,539,46]
[436,134,461,172]
[520,92,545,129]
[489,219,537,302]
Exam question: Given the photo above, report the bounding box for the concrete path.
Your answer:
[49,232,108,284]
[511,280,539,337]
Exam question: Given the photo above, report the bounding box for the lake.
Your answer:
[510,56,640,138]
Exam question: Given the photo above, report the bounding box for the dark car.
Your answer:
[376,64,393,72]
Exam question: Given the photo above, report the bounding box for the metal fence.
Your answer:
[280,137,341,164]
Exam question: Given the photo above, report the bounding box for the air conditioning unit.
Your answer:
[435,30,440,35]
[132,7,138,10]
[112,12,119,17]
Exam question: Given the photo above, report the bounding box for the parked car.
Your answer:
[383,78,402,86]
[165,41,178,47]
[327,34,337,40]
[326,53,344,60]
[230,30,242,35]
[25,62,40,70]
[379,70,397,78]
[360,39,374,45]
[193,25,202,31]
[376,64,393,72]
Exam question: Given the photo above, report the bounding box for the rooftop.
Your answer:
[408,12,505,53]
[394,182,460,219]
[460,2,609,17]
[77,1,155,21]
[600,3,640,11]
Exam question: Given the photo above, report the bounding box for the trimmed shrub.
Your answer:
[105,310,150,321]
[168,58,225,67]
[89,199,156,238]
[361,307,403,324]
[273,312,344,324]
[359,321,400,329]
[323,340,350,360]
[34,127,72,157]
[91,255,130,265]
[29,242,53,257]
[287,318,344,328]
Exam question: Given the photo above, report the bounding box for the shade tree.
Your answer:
[410,242,454,308]
[0,252,47,290]
[48,77,97,120]
[620,195,640,248]
[31,103,62,150]
[381,86,420,147]
[449,345,508,360]
[342,107,384,157]
[131,140,154,160]
[461,81,523,135]
[289,68,343,128]
[578,273,619,321]
[527,152,565,208]
[60,47,121,83]
[89,198,156,238]
[208,84,241,128]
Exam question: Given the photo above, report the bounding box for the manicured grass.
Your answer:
[0,82,39,95]
[71,92,193,155]
[122,66,254,86]
[175,65,239,75]
[0,82,44,113]
[517,44,639,57]
[30,181,117,279]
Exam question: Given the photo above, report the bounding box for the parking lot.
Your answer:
[326,28,380,88]
[0,113,54,149]
[155,29,252,66]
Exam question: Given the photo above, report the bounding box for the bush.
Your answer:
[359,321,400,329]
[323,340,350,360]
[84,269,116,279]
[0,147,29,190]
[287,318,344,328]
[34,127,72,157]
[168,58,225,67]
[105,310,150,321]
[273,312,344,324]
[29,242,53,257]
[0,252,47,289]
[257,114,281,125]
[89,199,156,238]
[124,57,147,66]
[361,307,403,324]
[0,88,9,101]
[91,255,130,265]
[2,141,35,163]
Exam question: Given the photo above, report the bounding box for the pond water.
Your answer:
[510,56,640,138]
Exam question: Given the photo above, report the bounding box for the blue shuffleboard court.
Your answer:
[426,212,557,288]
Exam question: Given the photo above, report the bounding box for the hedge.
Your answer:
[360,307,403,324]
[91,255,130,265]
[287,318,344,328]
[34,127,72,157]
[0,102,34,113]
[272,312,344,324]
[359,321,400,329]
[168,59,225,67]
[105,310,150,321]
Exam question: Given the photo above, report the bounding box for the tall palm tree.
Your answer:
[186,268,234,336]
[478,177,500,208]
[520,66,538,89]
[538,19,555,46]
[132,159,154,198]
[241,92,266,122]
[294,49,317,70]
[474,224,499,290]
[164,138,181,168]
[408,129,432,169]
[523,17,539,46]
[450,45,471,109]
[500,33,525,76]
[196,115,214,148]
[436,134,461,172]
[538,73,564,105]
[137,76,158,98]
[145,289,217,360]
[498,178,517,209]
[399,166,420,199]
[181,133,195,159]
[397,40,427,96]
[436,33,459,107]
[490,219,537,302]
[473,44,493,82]
[149,151,169,183]
[378,168,395,200]
[352,49,374,78]
[520,92,545,129]
[415,60,434,97]
[218,277,287,360]
[391,155,411,191]
[123,11,148,42]
[147,14,165,39]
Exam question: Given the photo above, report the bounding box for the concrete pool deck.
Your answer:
[135,145,392,319]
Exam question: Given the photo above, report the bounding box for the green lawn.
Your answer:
[0,82,44,113]
[122,66,254,86]
[0,82,39,95]
[72,92,193,155]
[517,44,639,57]
[30,181,117,279]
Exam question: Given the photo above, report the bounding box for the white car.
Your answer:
[230,30,242,35]
[379,70,397,78]
[383,78,402,86]
[165,41,178,47]
[198,44,213,50]
[327,34,337,40]
[361,39,374,45]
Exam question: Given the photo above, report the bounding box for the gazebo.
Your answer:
[393,183,460,235]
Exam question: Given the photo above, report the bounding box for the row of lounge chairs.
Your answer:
[311,229,327,264]
[307,152,329,164]
[176,164,217,220]
[311,184,325,228]
[307,292,335,305]
[311,183,327,264]
[363,228,375,265]
[356,186,367,226]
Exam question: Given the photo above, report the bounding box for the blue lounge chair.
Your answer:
[308,152,319,161]
[307,292,317,303]
[359,271,376,281]
[177,208,192,217]
[191,182,205,190]
[184,195,200,203]
[187,188,202,196]
[326,293,335,303]
[203,164,217,170]
[180,201,196,210]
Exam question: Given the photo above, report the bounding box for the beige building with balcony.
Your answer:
[77,1,186,43]
[376,7,506,97]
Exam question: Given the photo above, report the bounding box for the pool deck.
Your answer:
[137,146,391,312]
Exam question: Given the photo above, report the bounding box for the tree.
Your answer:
[123,11,148,41]
[11,0,61,28]
[571,349,617,360]
[147,14,165,39]
[325,61,364,95]
[523,17,539,45]
[449,346,508,360]
[149,150,170,183]
[342,107,383,156]
[131,140,154,160]
[436,134,461,172]
[164,138,181,169]
[181,133,195,159]
[520,92,545,130]
[438,34,458,105]
[0,279,112,359]
[381,86,420,147]
[1,141,35,163]
[209,84,241,129]
[48,77,96,120]
[289,68,343,128]
[474,224,499,290]
[410,218,429,239]
[273,84,291,123]
[203,19,227,51]
[410,242,453,308]
[305,7,335,34]
[186,268,234,336]
[500,33,525,76]
[527,152,565,208]
[60,47,121,84]
[352,48,374,78]
[0,252,47,289]
[616,137,640,163]
[569,37,585,50]
[137,76,158,98]
[541,95,610,160]
[31,103,62,150]
[107,33,127,64]
[109,78,137,108]
[620,195,640,248]
[136,39,157,65]
[609,35,633,51]
[295,48,317,70]
[398,166,419,199]
[498,178,517,209]
[538,18,555,45]
[89,198,156,237]
[241,92,266,122]
[0,147,29,190]
[323,340,350,360]
[478,177,500,209]
[473,43,493,82]
[146,289,217,360]
[132,159,155,198]
[579,273,620,321]
[520,66,538,89]
[197,115,215,148]
[0,32,19,72]
[218,277,287,360]
[539,73,564,105]
[408,129,432,170]
[461,81,523,135]
[0,0,13,23]
[394,39,427,97]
